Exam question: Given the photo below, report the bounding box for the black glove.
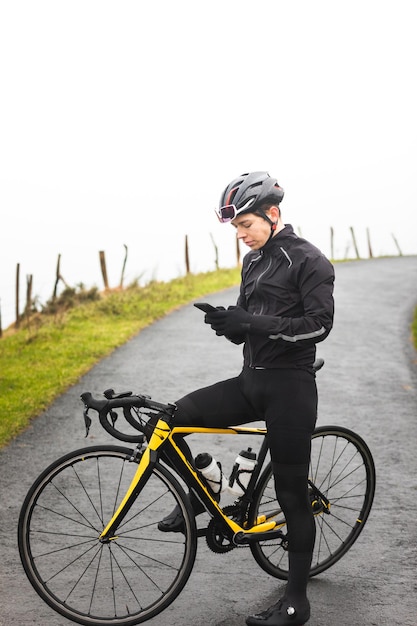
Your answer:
[204,306,253,336]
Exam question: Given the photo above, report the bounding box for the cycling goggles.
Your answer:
[215,202,254,223]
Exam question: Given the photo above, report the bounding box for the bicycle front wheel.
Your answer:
[249,426,376,579]
[18,445,197,626]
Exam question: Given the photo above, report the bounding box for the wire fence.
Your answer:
[0,226,405,337]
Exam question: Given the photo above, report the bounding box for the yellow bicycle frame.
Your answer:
[99,418,279,541]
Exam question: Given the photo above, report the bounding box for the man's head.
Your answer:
[215,172,285,249]
[215,172,284,223]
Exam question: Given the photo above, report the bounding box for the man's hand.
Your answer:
[204,306,253,336]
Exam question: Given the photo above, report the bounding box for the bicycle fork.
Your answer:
[99,417,171,541]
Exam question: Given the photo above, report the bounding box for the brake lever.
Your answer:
[83,407,92,437]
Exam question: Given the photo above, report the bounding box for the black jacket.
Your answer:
[235,224,335,370]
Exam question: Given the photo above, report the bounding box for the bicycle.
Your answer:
[18,359,375,626]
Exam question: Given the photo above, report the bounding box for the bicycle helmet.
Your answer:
[217,172,284,223]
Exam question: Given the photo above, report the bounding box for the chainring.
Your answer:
[206,505,243,554]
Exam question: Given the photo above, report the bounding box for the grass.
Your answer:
[0,268,241,448]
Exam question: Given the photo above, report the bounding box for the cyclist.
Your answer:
[159,172,335,626]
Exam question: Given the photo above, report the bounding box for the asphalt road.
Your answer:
[1,256,417,626]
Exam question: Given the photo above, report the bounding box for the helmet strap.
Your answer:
[256,210,278,242]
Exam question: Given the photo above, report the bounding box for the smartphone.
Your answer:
[193,302,217,313]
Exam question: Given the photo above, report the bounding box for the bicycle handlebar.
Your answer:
[80,391,176,443]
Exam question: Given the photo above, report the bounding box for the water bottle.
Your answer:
[228,447,257,496]
[195,452,228,494]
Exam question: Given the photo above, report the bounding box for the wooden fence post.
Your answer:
[52,254,70,300]
[350,226,360,259]
[391,233,403,256]
[53,254,61,300]
[99,251,109,289]
[185,235,190,274]
[25,274,33,316]
[236,236,241,266]
[119,244,128,288]
[209,233,219,270]
[366,228,373,258]
[15,263,20,328]
[330,226,334,260]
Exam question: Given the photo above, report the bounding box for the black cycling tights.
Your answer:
[273,467,316,604]
[173,366,318,553]
[168,366,318,604]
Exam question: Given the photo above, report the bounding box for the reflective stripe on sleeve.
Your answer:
[268,326,327,342]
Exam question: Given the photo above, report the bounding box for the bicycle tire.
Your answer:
[249,425,376,579]
[18,445,198,626]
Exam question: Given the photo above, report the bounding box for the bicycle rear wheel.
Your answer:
[18,445,197,625]
[249,426,375,579]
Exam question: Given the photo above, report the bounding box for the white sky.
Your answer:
[1,0,416,327]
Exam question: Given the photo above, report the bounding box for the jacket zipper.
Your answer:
[253,256,273,315]
[247,252,272,366]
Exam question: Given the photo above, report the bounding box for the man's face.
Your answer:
[232,211,272,250]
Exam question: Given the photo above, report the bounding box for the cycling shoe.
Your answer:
[246,598,310,626]
[158,503,185,532]
[158,493,208,533]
